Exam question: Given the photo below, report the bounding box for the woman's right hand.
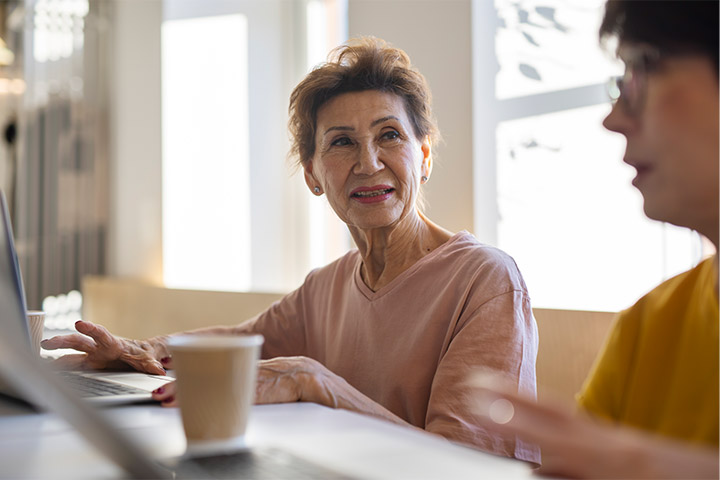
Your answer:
[41,320,168,375]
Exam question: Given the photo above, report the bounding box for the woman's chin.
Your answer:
[347,217,402,232]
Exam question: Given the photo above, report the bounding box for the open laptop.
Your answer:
[0,191,172,405]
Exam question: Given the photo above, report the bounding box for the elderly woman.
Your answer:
[43,37,539,464]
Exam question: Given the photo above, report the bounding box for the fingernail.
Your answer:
[160,357,170,364]
[162,396,174,404]
[153,387,165,395]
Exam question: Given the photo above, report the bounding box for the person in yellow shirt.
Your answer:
[577,257,718,447]
[470,1,718,478]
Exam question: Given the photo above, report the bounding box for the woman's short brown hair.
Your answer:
[288,36,440,167]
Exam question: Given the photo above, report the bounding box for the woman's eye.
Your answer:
[330,137,352,147]
[381,130,399,140]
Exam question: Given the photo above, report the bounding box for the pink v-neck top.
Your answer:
[240,231,539,463]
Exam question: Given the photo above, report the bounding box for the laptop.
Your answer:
[0,190,171,405]
[0,190,352,479]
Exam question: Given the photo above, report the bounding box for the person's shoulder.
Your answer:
[619,256,716,326]
[635,257,713,303]
[443,231,521,268]
[303,249,361,283]
[436,231,526,287]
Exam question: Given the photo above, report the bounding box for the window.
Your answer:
[473,0,706,311]
[160,1,349,294]
[161,14,251,291]
[305,0,352,271]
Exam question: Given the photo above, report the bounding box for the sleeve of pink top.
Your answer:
[424,289,540,465]
[234,285,309,359]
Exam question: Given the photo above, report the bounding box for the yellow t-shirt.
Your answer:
[577,256,719,447]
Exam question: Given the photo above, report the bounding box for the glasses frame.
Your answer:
[607,45,664,116]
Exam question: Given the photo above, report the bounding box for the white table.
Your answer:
[0,398,533,479]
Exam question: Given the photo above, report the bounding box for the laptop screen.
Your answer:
[0,190,31,350]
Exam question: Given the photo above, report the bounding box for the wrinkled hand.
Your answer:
[468,372,719,479]
[41,320,167,375]
[152,356,335,409]
[254,356,327,405]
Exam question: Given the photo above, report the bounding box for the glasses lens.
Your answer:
[607,76,622,103]
[607,68,641,113]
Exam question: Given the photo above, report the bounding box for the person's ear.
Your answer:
[303,161,323,195]
[421,137,432,179]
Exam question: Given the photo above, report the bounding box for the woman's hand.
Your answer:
[468,373,719,479]
[41,320,168,376]
[152,381,178,406]
[153,356,413,432]
[150,356,321,408]
[255,356,324,405]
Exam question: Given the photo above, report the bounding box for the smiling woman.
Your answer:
[42,37,540,465]
[305,90,437,289]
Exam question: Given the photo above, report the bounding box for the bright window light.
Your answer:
[161,14,250,291]
[485,0,703,311]
[306,0,352,270]
[496,105,700,311]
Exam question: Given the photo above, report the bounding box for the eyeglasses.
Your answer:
[607,46,664,116]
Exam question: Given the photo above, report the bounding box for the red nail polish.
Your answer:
[153,387,165,395]
[162,396,174,404]
[160,357,170,364]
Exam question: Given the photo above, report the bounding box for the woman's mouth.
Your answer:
[350,186,395,203]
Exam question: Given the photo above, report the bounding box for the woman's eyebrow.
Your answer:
[322,115,400,136]
[371,115,399,127]
[323,125,354,135]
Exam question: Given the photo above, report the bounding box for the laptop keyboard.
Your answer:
[57,372,147,397]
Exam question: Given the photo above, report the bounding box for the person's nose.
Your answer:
[353,142,384,176]
[602,101,636,136]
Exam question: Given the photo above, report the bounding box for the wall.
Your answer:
[534,308,615,403]
[107,0,163,283]
[82,276,284,338]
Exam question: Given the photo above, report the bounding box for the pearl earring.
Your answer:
[313,186,321,194]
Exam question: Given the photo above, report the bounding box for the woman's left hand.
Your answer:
[152,356,412,430]
[255,356,335,406]
[151,356,339,408]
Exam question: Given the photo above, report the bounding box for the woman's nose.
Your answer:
[354,144,384,175]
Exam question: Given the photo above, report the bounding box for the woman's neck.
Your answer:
[349,211,453,292]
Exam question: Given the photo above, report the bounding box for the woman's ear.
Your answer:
[303,161,322,195]
[421,136,432,179]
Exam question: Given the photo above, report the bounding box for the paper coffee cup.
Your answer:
[168,334,264,457]
[26,310,46,356]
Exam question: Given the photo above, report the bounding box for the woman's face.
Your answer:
[603,44,719,236]
[304,90,430,231]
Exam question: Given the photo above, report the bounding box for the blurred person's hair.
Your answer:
[600,0,719,69]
